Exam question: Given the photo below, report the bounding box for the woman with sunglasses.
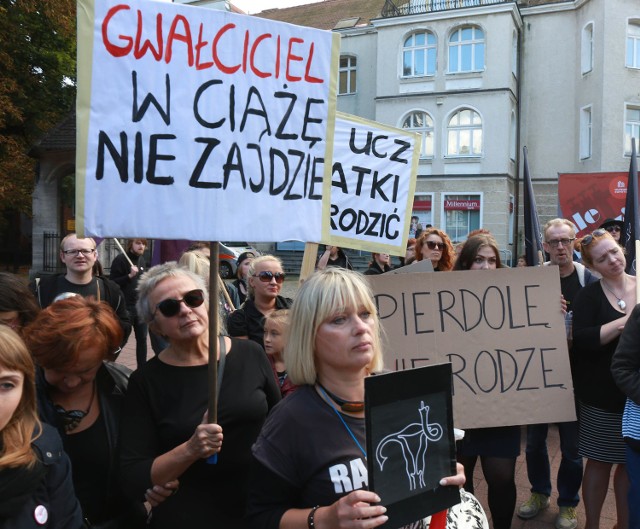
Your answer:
[415,228,455,271]
[599,218,624,246]
[227,255,293,349]
[24,296,151,528]
[246,268,466,529]
[450,234,519,529]
[363,252,392,275]
[119,263,280,528]
[571,229,635,529]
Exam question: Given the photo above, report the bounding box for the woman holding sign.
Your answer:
[416,228,455,272]
[572,229,635,529]
[118,263,280,528]
[246,268,465,529]
[452,234,520,529]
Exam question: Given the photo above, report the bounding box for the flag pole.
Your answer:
[207,241,220,464]
[112,238,134,268]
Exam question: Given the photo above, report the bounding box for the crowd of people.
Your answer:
[0,219,638,528]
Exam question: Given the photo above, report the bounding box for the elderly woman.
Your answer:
[227,255,292,349]
[246,268,465,529]
[0,272,40,334]
[24,296,149,528]
[572,229,635,529]
[0,326,83,528]
[118,263,280,528]
[451,234,519,529]
[416,228,455,271]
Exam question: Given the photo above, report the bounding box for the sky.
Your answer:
[156,0,325,15]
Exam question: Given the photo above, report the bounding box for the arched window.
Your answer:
[403,32,436,77]
[626,20,640,68]
[402,111,434,158]
[339,55,357,94]
[447,108,482,156]
[448,26,484,73]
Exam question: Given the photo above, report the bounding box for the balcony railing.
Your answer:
[381,0,515,17]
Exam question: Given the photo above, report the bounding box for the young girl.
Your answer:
[0,326,82,528]
[263,309,297,398]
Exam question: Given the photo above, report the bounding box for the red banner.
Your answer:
[558,172,630,237]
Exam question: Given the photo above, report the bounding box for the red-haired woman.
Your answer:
[416,228,455,271]
[25,297,163,528]
[0,326,83,528]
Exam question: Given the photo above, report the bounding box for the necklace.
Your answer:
[54,382,96,433]
[601,279,627,312]
[317,385,366,458]
[316,383,365,413]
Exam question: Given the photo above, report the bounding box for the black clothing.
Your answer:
[561,269,582,311]
[232,278,249,306]
[612,304,640,405]
[31,275,132,346]
[109,251,145,307]
[119,339,281,529]
[363,261,391,275]
[227,296,293,349]
[36,362,143,527]
[0,424,83,529]
[572,281,627,412]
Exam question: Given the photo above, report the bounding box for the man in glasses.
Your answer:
[599,218,624,246]
[518,218,597,529]
[227,255,292,350]
[31,233,131,348]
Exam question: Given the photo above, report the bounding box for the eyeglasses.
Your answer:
[253,271,286,284]
[546,238,576,248]
[62,248,96,256]
[425,241,444,251]
[581,228,607,247]
[154,289,205,317]
[605,225,621,233]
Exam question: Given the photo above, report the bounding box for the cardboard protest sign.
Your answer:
[76,0,339,241]
[366,267,576,429]
[322,112,419,255]
[365,364,458,527]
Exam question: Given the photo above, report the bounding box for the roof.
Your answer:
[29,109,76,158]
[257,0,386,30]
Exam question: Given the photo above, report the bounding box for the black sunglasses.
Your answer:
[425,240,444,250]
[155,289,205,317]
[605,225,621,233]
[581,228,607,247]
[253,271,286,284]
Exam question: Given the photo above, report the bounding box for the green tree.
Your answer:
[0,0,76,221]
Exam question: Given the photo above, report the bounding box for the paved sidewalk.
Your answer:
[118,278,619,529]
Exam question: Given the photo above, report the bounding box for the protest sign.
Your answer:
[366,364,458,528]
[76,0,339,241]
[322,112,420,255]
[366,267,576,429]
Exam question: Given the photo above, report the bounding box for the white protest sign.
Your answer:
[322,112,420,255]
[76,0,339,241]
[366,267,576,429]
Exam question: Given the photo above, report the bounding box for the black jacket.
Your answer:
[0,423,84,529]
[36,362,143,527]
[31,274,132,346]
[109,251,146,308]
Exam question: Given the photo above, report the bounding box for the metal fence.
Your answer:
[42,233,121,275]
[381,0,514,17]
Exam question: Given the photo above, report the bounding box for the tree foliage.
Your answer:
[0,0,76,217]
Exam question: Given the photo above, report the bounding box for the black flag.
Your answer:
[622,138,639,275]
[523,147,544,266]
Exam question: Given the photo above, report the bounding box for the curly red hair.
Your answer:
[415,228,455,271]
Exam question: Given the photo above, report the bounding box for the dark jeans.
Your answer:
[525,422,582,507]
[627,444,640,529]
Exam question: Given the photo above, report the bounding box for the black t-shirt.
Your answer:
[560,268,582,313]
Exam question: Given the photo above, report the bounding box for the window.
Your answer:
[509,110,517,161]
[448,26,484,73]
[511,31,518,77]
[443,194,481,243]
[339,56,357,95]
[625,105,640,155]
[446,108,482,156]
[403,32,436,77]
[626,20,640,68]
[580,106,592,160]
[581,23,593,73]
[402,111,434,158]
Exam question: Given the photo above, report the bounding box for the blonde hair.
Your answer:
[179,251,210,287]
[247,255,284,298]
[285,269,384,385]
[0,327,40,468]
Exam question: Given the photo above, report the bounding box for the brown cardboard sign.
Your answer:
[366,267,576,429]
